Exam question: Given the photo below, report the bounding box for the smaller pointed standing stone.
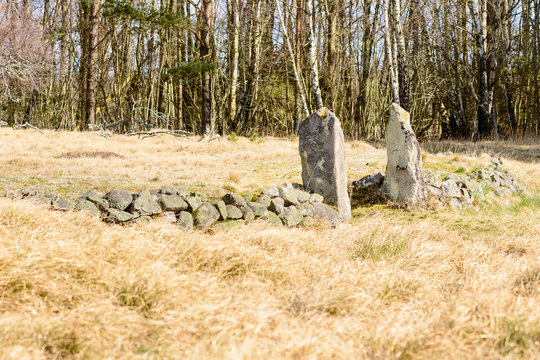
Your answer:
[298,108,351,220]
[380,103,427,203]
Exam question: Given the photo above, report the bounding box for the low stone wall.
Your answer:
[424,160,522,209]
[4,183,343,229]
[352,157,522,209]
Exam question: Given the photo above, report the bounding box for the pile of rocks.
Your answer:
[424,159,522,209]
[352,157,522,209]
[7,183,343,229]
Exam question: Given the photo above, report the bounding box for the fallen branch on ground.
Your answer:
[13,122,44,133]
[126,130,195,140]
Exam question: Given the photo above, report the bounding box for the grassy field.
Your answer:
[0,128,539,359]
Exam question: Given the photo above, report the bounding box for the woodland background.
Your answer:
[1,0,539,140]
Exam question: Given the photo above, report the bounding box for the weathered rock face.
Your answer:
[105,190,133,211]
[353,173,384,188]
[298,108,351,220]
[130,190,161,216]
[311,203,341,226]
[214,200,228,220]
[52,198,75,211]
[281,206,303,226]
[74,199,100,217]
[158,195,188,212]
[380,103,427,203]
[177,211,193,230]
[225,205,243,219]
[107,208,133,223]
[255,195,271,207]
[222,193,248,208]
[194,203,220,228]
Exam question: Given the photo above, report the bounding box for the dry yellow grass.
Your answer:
[0,128,539,359]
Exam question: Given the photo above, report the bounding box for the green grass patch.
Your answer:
[497,318,540,356]
[510,192,540,212]
[352,236,409,261]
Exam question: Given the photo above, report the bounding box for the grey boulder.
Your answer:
[225,205,243,220]
[107,208,133,223]
[249,202,268,217]
[105,190,133,210]
[158,195,188,212]
[194,203,220,228]
[130,190,161,216]
[222,192,248,208]
[177,211,193,230]
[74,199,101,217]
[281,206,303,226]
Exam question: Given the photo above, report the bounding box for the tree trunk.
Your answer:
[295,0,303,129]
[228,0,240,132]
[276,0,309,128]
[305,0,323,110]
[174,0,185,130]
[357,0,373,134]
[534,0,540,135]
[503,0,516,134]
[390,0,409,111]
[384,0,399,104]
[471,0,493,139]
[84,0,99,130]
[200,0,215,137]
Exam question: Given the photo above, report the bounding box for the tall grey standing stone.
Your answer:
[380,103,427,203]
[298,108,351,220]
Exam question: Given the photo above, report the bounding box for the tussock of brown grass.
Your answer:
[56,151,124,159]
[0,129,539,358]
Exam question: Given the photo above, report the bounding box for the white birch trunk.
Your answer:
[275,0,309,118]
[384,0,399,104]
[306,0,323,110]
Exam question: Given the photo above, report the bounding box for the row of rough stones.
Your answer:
[352,157,522,209]
[4,184,343,230]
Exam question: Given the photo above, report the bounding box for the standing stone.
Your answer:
[380,103,427,203]
[298,108,351,220]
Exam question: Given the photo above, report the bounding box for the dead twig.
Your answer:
[126,130,195,140]
[13,122,44,133]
